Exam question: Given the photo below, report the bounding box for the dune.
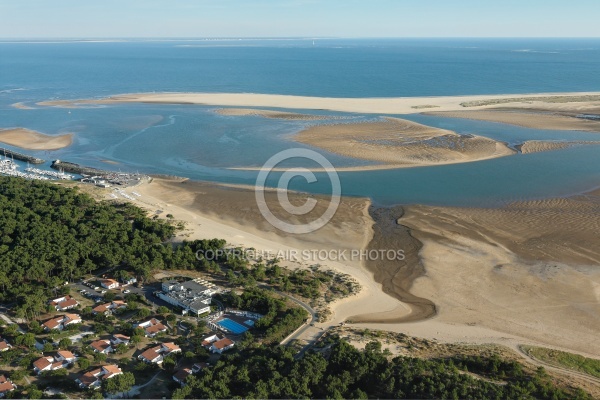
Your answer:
[0,128,73,150]
[295,117,515,167]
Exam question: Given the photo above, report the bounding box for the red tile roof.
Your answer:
[139,346,162,362]
[43,317,63,330]
[0,375,7,384]
[33,356,53,371]
[57,350,75,360]
[212,338,234,350]
[78,368,102,387]
[102,364,122,379]
[0,340,10,350]
[145,323,167,335]
[57,298,78,309]
[93,303,110,313]
[90,340,111,353]
[0,381,15,393]
[173,368,192,382]
[162,342,180,352]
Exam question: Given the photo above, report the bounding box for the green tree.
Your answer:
[58,338,72,349]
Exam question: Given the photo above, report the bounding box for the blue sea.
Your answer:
[1,38,600,206]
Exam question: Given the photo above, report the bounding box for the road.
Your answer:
[515,345,600,387]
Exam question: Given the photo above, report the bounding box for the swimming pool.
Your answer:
[217,318,249,334]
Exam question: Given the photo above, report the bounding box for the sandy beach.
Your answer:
[37,91,600,115]
[0,128,73,150]
[100,177,600,359]
[129,178,412,325]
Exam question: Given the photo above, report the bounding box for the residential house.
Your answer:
[209,338,235,354]
[137,346,163,364]
[138,342,181,364]
[32,356,67,375]
[0,375,16,398]
[100,279,119,290]
[201,334,222,347]
[192,362,209,374]
[75,364,122,390]
[136,318,168,337]
[92,300,127,315]
[42,314,82,331]
[110,334,130,346]
[55,350,77,363]
[0,338,11,352]
[90,339,113,354]
[49,295,79,311]
[172,368,192,386]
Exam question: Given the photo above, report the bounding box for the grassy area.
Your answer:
[522,346,600,379]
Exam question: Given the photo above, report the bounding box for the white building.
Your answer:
[157,279,214,316]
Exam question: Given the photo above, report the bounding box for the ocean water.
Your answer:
[1,38,600,206]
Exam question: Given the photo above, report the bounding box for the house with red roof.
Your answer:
[110,334,131,345]
[90,339,113,354]
[0,338,11,352]
[49,295,79,311]
[0,375,16,398]
[92,300,127,315]
[138,342,180,364]
[75,364,122,390]
[42,314,82,331]
[209,337,235,354]
[100,279,119,290]
[172,368,192,386]
[136,318,168,337]
[55,350,77,363]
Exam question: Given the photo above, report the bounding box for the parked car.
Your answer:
[123,290,130,294]
[101,290,107,294]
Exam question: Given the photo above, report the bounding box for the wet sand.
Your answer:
[0,128,73,150]
[295,117,515,167]
[215,108,338,120]
[428,109,600,132]
[401,189,600,355]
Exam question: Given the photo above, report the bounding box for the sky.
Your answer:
[1,0,599,39]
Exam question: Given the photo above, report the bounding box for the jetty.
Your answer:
[51,159,110,176]
[0,147,45,164]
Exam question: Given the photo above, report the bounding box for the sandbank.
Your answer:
[295,117,516,167]
[0,128,73,150]
[215,108,338,120]
[37,91,600,115]
[427,109,600,132]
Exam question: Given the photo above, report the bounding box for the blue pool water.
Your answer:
[217,318,249,335]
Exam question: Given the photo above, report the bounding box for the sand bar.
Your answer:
[37,91,600,115]
[427,109,600,132]
[0,128,73,150]
[295,117,515,167]
[215,108,339,120]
